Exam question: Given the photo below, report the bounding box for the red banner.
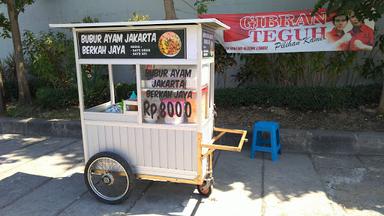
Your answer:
[200,9,375,53]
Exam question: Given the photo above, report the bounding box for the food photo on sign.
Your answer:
[158,31,183,57]
[200,9,375,53]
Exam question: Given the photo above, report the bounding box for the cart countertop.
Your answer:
[49,18,230,30]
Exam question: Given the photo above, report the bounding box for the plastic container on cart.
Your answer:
[162,98,185,125]
[202,87,209,119]
[105,104,122,113]
[143,97,160,123]
[144,112,158,123]
[186,87,208,123]
[124,91,138,113]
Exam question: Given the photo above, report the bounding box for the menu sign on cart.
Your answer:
[202,29,215,57]
[77,29,186,59]
[141,65,198,124]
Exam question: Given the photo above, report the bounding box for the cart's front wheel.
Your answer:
[197,180,212,197]
[84,152,135,204]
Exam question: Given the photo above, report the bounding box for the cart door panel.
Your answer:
[166,130,177,169]
[86,125,100,158]
[84,123,198,180]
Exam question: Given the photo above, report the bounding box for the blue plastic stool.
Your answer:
[250,121,281,161]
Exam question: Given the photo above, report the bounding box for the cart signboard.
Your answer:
[78,29,186,59]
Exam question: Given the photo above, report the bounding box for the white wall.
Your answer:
[1,0,382,86]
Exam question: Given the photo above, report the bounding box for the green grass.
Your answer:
[6,103,80,120]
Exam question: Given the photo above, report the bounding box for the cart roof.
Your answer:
[49,18,229,30]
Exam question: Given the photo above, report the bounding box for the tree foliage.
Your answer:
[314,0,384,112]
[0,0,34,38]
[313,0,383,21]
[235,52,360,87]
[313,0,384,76]
[23,31,76,89]
[8,0,34,14]
[0,13,11,38]
[194,0,215,15]
[81,16,99,23]
[128,12,150,21]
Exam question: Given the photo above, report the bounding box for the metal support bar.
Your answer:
[108,64,115,104]
[137,174,202,185]
[72,29,88,161]
[214,127,246,134]
[197,133,203,181]
[209,151,213,178]
[202,148,215,158]
[91,169,126,176]
[208,131,225,144]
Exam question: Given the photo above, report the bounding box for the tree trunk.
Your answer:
[0,69,5,114]
[378,81,384,113]
[163,0,177,19]
[6,0,32,105]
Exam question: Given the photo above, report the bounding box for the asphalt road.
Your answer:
[0,133,383,216]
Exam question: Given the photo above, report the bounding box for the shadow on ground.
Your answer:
[0,136,82,178]
[0,134,383,216]
[197,134,384,216]
[0,172,87,216]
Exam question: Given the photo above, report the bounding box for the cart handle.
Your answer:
[201,127,248,152]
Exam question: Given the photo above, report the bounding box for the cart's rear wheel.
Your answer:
[84,152,135,204]
[197,180,212,197]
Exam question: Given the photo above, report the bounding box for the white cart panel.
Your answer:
[85,122,199,179]
[202,117,214,144]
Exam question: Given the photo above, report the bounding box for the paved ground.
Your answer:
[0,133,383,216]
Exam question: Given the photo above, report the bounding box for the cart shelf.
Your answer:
[202,127,248,152]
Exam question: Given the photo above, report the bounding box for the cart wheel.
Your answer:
[84,152,135,204]
[197,180,212,197]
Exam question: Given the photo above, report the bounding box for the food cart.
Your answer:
[50,19,247,204]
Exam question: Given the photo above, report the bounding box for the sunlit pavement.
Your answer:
[0,133,382,216]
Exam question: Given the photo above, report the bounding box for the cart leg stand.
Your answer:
[197,150,214,197]
[197,128,248,197]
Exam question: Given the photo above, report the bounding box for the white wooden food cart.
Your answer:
[50,19,247,204]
